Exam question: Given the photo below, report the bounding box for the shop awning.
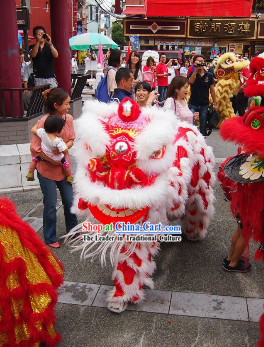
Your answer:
[122,5,146,15]
[145,0,253,18]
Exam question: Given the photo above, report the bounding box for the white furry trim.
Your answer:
[82,99,118,119]
[106,286,145,304]
[74,167,169,209]
[137,143,176,175]
[135,107,177,160]
[74,101,116,158]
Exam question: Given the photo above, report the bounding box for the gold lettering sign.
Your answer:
[188,19,256,39]
[194,21,208,34]
[238,22,251,34]
[210,23,221,33]
[223,22,236,34]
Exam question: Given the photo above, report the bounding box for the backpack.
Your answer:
[95,68,115,103]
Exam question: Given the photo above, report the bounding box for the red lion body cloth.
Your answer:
[67,98,215,313]
[219,53,264,346]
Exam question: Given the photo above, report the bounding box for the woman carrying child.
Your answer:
[30,88,78,248]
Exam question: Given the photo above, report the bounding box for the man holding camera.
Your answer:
[29,26,59,88]
[188,55,216,136]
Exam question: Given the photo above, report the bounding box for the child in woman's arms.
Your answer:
[26,115,73,183]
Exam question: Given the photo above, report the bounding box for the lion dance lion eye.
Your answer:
[149,146,166,159]
[251,119,261,129]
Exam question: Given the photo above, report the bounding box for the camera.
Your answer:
[196,62,206,67]
[42,34,50,41]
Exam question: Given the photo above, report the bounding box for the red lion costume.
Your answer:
[67,97,215,313]
[219,53,264,346]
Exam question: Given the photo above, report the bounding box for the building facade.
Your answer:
[122,0,263,60]
[16,0,79,39]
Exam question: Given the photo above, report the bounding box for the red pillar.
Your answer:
[115,0,122,14]
[0,0,22,116]
[50,0,71,95]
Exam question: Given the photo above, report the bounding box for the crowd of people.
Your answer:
[97,49,253,138]
[99,49,220,136]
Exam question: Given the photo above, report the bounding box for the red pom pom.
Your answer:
[118,98,141,122]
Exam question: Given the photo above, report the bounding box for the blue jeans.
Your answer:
[189,104,209,136]
[158,86,168,103]
[37,171,78,244]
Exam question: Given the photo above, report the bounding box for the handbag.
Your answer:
[27,73,36,88]
[206,104,219,131]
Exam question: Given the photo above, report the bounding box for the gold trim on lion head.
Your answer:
[109,127,139,139]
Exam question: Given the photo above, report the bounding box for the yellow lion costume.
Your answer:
[213,53,249,127]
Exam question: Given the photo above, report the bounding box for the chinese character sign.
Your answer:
[189,19,256,38]
[194,21,208,34]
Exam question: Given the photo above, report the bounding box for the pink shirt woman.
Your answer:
[164,97,193,124]
[164,75,199,125]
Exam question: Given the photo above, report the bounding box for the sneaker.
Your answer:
[47,241,60,248]
[26,171,35,181]
[223,259,251,273]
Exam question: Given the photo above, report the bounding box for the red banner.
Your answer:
[145,0,253,18]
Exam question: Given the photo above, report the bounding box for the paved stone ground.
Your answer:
[2,130,264,347]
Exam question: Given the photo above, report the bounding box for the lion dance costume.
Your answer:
[214,52,249,127]
[68,98,215,313]
[0,198,63,346]
[218,53,264,346]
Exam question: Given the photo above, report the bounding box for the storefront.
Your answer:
[187,18,257,59]
[123,18,187,60]
[123,16,259,61]
[256,21,264,55]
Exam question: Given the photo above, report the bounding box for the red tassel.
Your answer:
[258,313,264,347]
[254,249,264,263]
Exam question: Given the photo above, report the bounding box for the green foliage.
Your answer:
[112,22,126,46]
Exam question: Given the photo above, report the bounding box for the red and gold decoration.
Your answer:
[0,198,63,346]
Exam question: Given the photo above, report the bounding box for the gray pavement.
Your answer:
[2,130,263,347]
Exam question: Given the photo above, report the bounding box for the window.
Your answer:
[89,5,93,21]
[96,6,99,22]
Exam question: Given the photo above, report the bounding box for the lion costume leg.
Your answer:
[107,241,159,313]
[182,145,215,240]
